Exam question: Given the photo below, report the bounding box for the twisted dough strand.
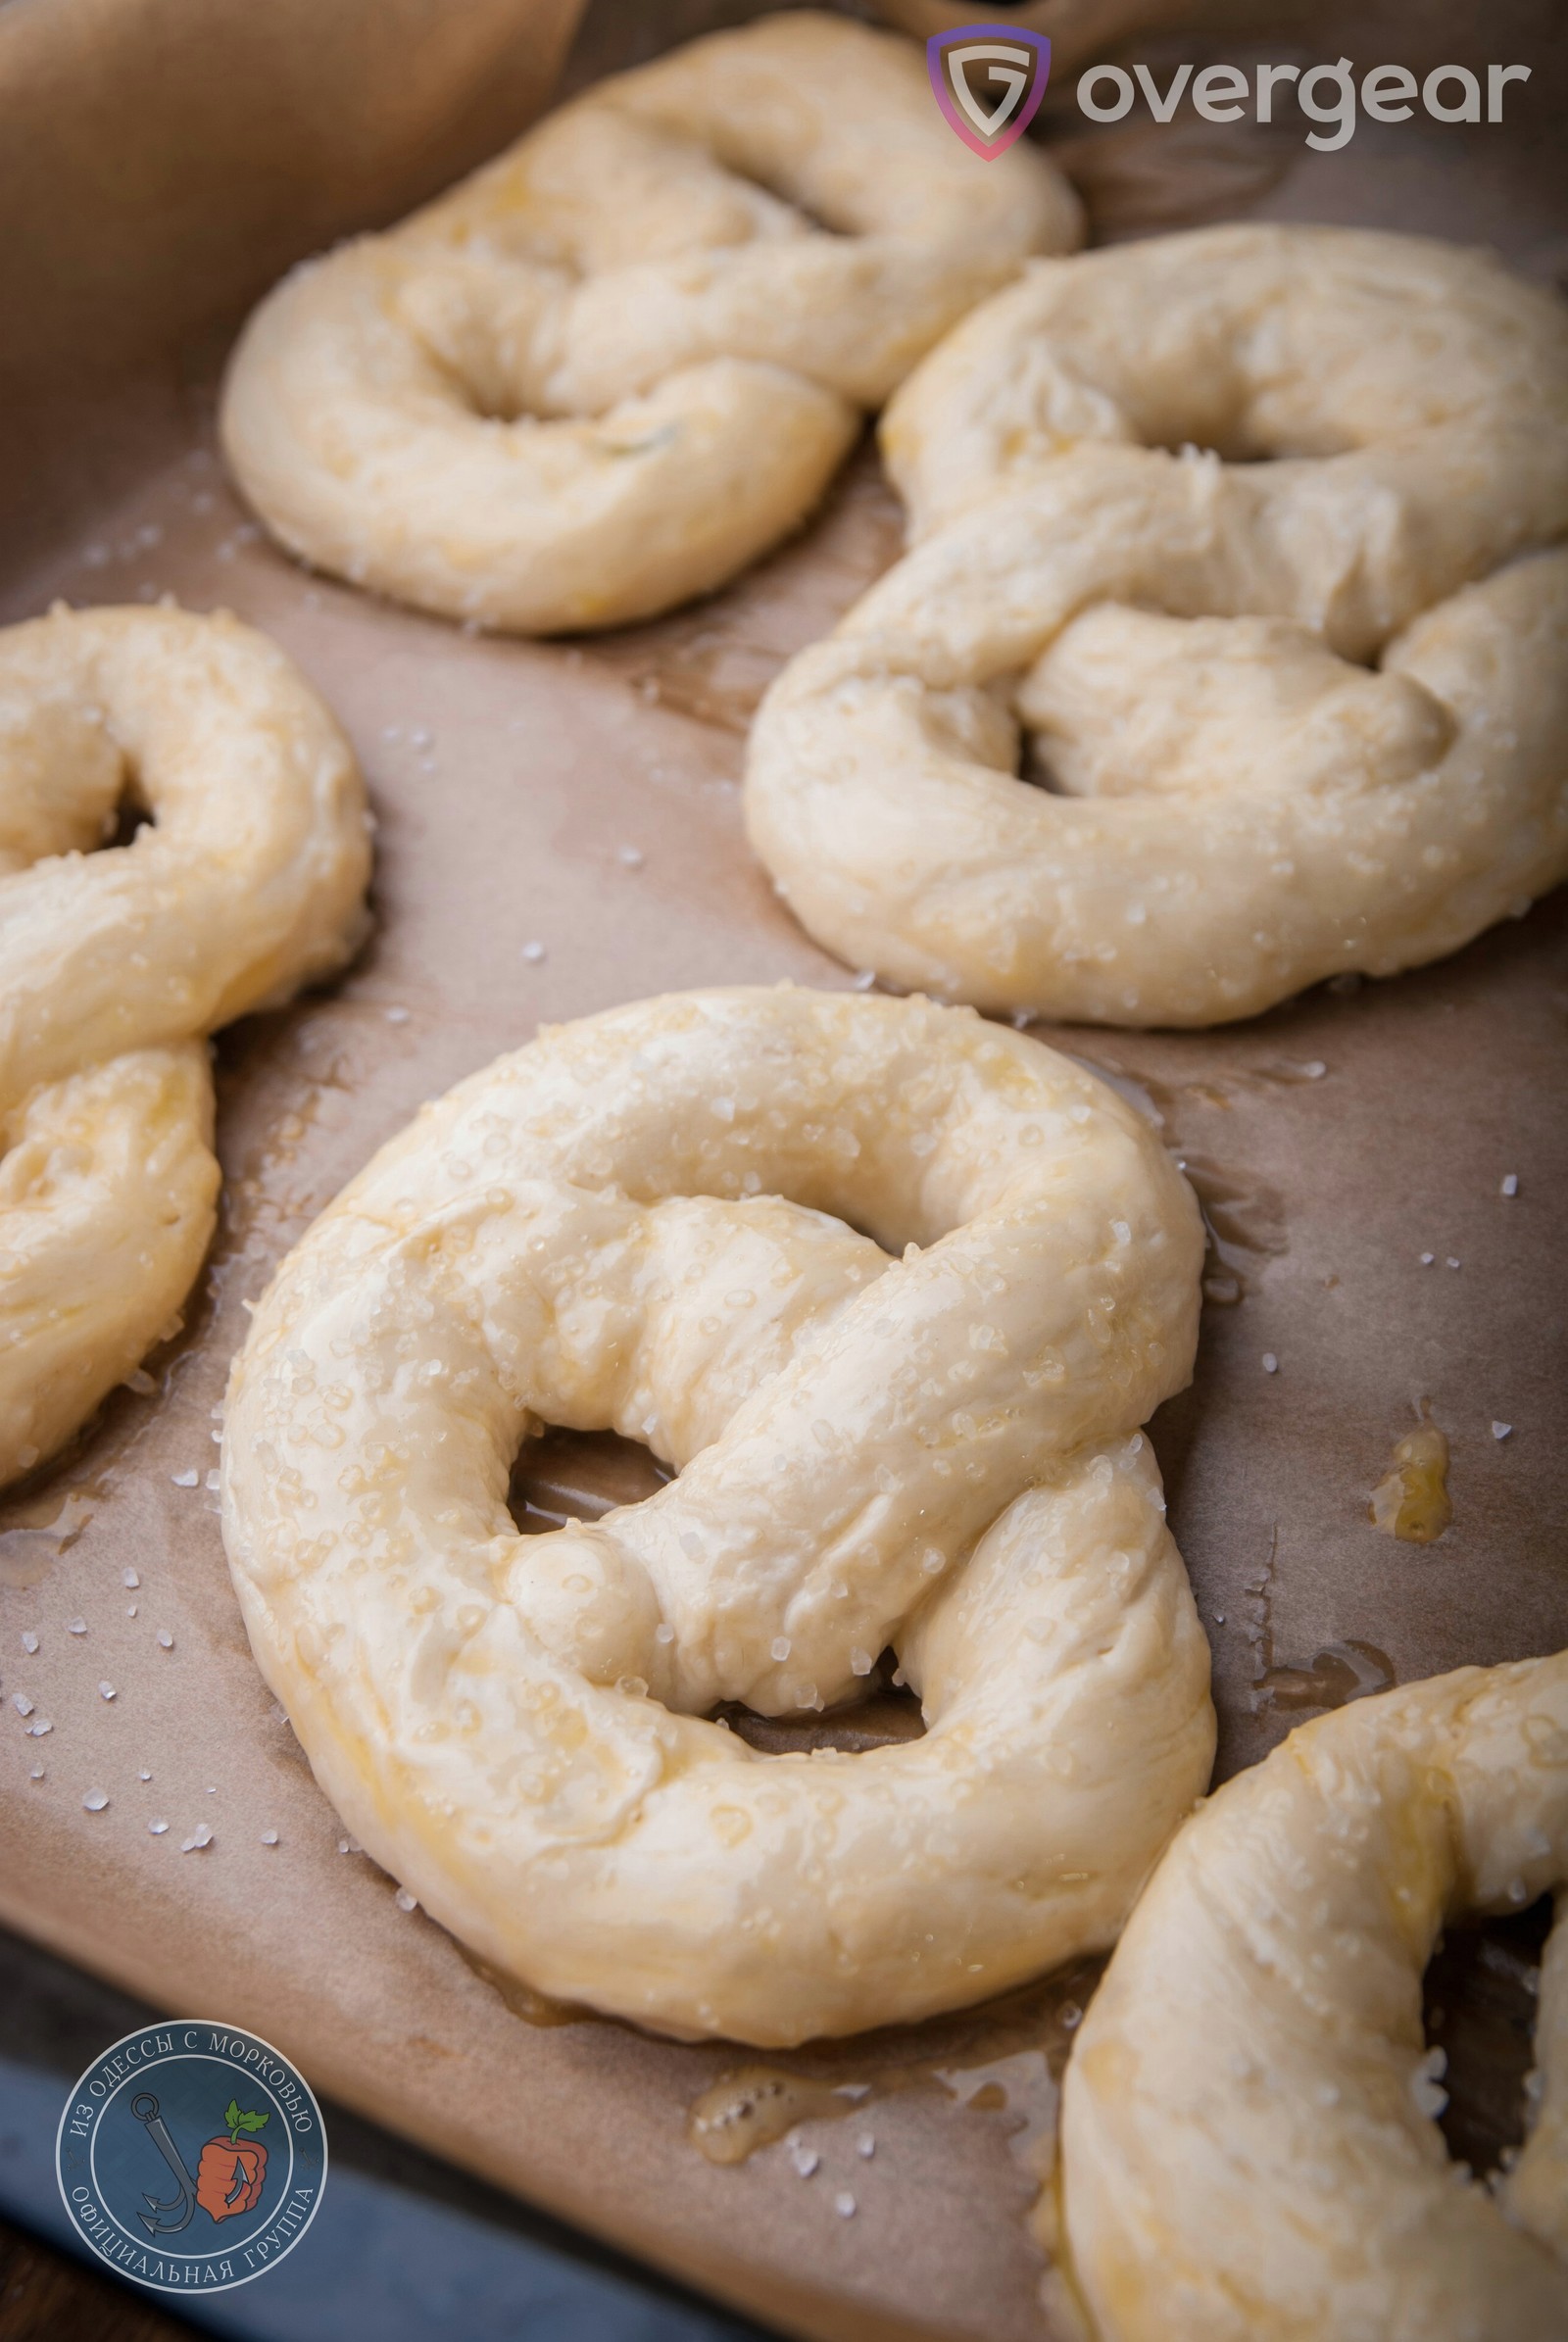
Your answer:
[222,988,1212,2044]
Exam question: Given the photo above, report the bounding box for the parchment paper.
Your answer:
[2,5,1566,2337]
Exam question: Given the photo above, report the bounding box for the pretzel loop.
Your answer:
[222,989,1213,2044]
[0,606,370,1488]
[1062,1655,1568,2341]
[746,226,1568,1026]
[220,13,1080,634]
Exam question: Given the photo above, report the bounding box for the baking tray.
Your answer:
[3,4,1566,2337]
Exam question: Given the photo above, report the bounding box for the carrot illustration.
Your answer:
[196,2100,270,2220]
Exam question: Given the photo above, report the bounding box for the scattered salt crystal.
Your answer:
[1060,2001,1083,2030]
[205,1469,221,1491]
[181,1825,213,1852]
[126,1606,137,1618]
[1446,1257,1461,1270]
[1419,1252,1435,1266]
[521,941,547,963]
[122,1368,158,1396]
[395,1887,418,1913]
[13,1693,34,1717]
[68,1618,86,1635]
[616,844,645,869]
[21,1632,38,1654]
[770,1636,792,1663]
[172,1469,199,1488]
[1501,1174,1519,1197]
[261,1830,279,1846]
[857,2135,875,2160]
[1493,1422,1513,1441]
[852,969,876,991]
[789,2145,819,2178]
[834,2191,857,2219]
[122,1568,139,1589]
[138,1770,152,1781]
[149,1819,169,1835]
[98,1683,116,1702]
[384,1005,411,1025]
[28,1765,44,1781]
[849,1648,873,1677]
[1261,1353,1279,1375]
[82,1789,109,1813]
[1299,1059,1327,1079]
[156,1630,173,1650]
[654,1622,675,1645]
[25,1719,51,1736]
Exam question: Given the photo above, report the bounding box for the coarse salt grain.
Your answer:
[261,1830,279,1846]
[384,1005,411,1024]
[835,2191,857,2219]
[857,2135,875,2160]
[395,1887,418,1913]
[1501,1174,1519,1196]
[156,1631,173,1650]
[1419,1252,1435,1266]
[68,1618,86,1635]
[82,1789,109,1812]
[172,1469,199,1488]
[21,1632,38,1654]
[1261,1353,1279,1375]
[25,1719,51,1736]
[13,1693,34,1717]
[1493,1422,1513,1440]
[149,1819,169,1835]
[790,2144,819,2178]
[521,941,547,963]
[181,1825,213,1852]
[122,1568,139,1589]
[98,1683,116,1701]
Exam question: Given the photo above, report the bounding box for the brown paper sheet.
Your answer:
[2,4,1566,2336]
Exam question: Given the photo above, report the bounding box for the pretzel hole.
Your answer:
[509,1424,669,1533]
[1422,1895,1550,2179]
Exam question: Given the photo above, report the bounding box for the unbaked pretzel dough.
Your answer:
[221,987,1211,2044]
[219,12,1079,635]
[0,605,370,1489]
[746,227,1568,1025]
[1060,1655,1568,2342]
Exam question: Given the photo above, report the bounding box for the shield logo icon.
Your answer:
[926,24,1051,160]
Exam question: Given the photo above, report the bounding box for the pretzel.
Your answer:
[0,606,370,1490]
[746,226,1568,1026]
[220,987,1212,2045]
[219,12,1080,636]
[1059,1654,1568,2341]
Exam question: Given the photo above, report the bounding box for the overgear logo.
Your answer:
[926,24,1051,160]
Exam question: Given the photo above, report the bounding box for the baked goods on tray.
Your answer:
[220,11,1080,635]
[745,226,1568,1025]
[221,987,1213,2045]
[1060,1654,1568,2340]
[0,604,370,1490]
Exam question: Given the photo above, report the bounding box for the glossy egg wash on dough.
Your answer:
[221,988,1214,2046]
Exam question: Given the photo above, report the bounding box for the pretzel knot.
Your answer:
[219,12,1079,636]
[1061,1655,1568,2341]
[0,606,371,1490]
[221,989,1212,2045]
[746,226,1568,1026]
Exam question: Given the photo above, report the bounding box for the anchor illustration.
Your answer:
[131,2090,270,2233]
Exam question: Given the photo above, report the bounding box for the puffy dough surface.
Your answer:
[220,11,1080,634]
[0,605,371,1486]
[221,988,1212,2045]
[746,226,1568,1025]
[1061,1655,1568,2342]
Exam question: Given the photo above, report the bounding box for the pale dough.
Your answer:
[746,226,1568,1025]
[0,605,370,1488]
[1060,1654,1568,2341]
[221,988,1212,2045]
[220,12,1080,634]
